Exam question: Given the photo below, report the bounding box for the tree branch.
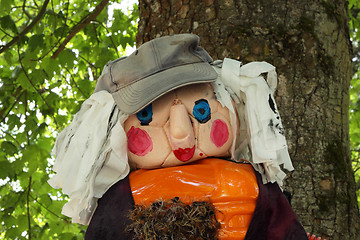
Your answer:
[3,131,21,146]
[0,27,13,38]
[51,0,110,59]
[0,0,49,54]
[29,194,69,222]
[24,92,30,145]
[23,0,33,19]
[78,54,100,79]
[64,67,89,98]
[51,0,56,30]
[93,20,120,58]
[27,176,32,240]
[0,87,24,124]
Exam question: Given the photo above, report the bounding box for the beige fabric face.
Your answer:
[124,83,234,169]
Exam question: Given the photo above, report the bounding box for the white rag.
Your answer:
[221,58,294,185]
[48,91,130,225]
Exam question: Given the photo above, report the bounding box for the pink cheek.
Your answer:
[126,126,153,156]
[210,119,229,148]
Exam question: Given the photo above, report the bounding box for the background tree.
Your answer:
[349,0,360,216]
[136,0,359,239]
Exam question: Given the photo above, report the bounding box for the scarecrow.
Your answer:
[48,34,321,239]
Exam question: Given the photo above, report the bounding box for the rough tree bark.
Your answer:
[136,0,360,239]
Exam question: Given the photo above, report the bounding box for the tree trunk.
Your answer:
[136,0,360,239]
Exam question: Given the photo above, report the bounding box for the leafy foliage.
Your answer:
[0,0,138,239]
[349,0,360,208]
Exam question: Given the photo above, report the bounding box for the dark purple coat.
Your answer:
[85,170,307,240]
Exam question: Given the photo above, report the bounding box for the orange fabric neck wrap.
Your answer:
[129,158,259,240]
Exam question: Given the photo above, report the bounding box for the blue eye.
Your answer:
[136,104,153,125]
[193,99,211,123]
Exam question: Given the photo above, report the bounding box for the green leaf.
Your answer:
[1,141,18,156]
[111,9,127,33]
[55,114,70,127]
[22,145,42,174]
[45,91,61,108]
[5,226,22,239]
[24,115,38,133]
[16,71,33,91]
[54,26,68,38]
[35,21,45,35]
[11,66,22,79]
[39,193,52,207]
[58,49,77,68]
[6,114,22,130]
[29,69,47,86]
[96,5,109,23]
[28,34,45,52]
[0,0,14,17]
[37,136,53,152]
[2,215,17,227]
[4,50,13,65]
[0,15,18,34]
[42,57,60,77]
[0,159,13,179]
[83,23,99,44]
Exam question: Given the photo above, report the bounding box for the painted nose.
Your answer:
[169,101,195,152]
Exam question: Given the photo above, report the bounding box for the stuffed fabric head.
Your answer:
[124,83,235,169]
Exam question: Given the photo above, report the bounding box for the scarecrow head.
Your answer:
[48,34,293,225]
[124,83,235,169]
[94,34,239,169]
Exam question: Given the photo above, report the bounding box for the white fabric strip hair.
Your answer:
[210,68,238,161]
[48,91,130,225]
[211,64,251,162]
[221,58,294,185]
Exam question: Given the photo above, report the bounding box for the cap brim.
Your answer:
[112,62,217,114]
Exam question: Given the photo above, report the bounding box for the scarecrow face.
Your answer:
[124,83,234,169]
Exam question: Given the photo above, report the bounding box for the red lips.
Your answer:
[173,146,195,162]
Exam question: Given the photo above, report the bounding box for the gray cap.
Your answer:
[94,34,217,114]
